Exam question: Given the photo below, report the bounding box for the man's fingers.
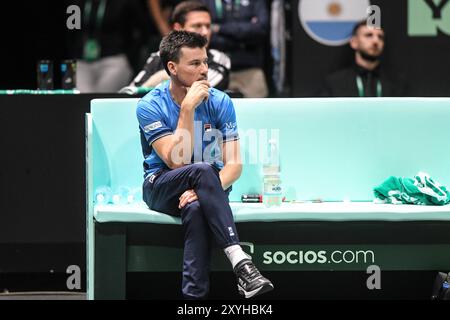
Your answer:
[185,83,210,107]
[180,195,197,208]
[178,190,198,209]
[202,90,210,101]
[195,80,210,87]
[179,193,189,205]
[191,81,210,94]
[179,196,194,208]
[179,190,195,201]
[192,83,209,94]
[200,86,210,98]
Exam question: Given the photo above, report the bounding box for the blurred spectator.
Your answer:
[67,0,149,93]
[147,0,183,37]
[320,21,408,97]
[201,0,269,98]
[129,1,230,91]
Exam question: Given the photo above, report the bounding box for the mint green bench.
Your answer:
[87,98,450,299]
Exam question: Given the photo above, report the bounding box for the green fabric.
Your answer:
[118,86,153,95]
[374,172,450,205]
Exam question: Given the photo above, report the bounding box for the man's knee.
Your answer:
[190,162,218,177]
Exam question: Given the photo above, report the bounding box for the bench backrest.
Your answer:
[88,97,450,203]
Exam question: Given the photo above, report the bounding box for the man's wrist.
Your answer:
[180,101,196,111]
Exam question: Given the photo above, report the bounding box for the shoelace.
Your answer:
[240,263,261,282]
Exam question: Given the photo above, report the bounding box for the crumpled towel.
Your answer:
[373,172,450,205]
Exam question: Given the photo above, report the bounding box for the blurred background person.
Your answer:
[201,0,270,98]
[67,0,150,93]
[129,1,230,91]
[147,0,183,37]
[320,21,408,97]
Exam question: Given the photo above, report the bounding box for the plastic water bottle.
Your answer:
[128,187,143,204]
[94,185,112,205]
[263,139,282,207]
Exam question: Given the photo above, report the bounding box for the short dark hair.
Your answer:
[171,1,210,26]
[159,30,208,75]
[352,20,367,36]
[352,20,383,36]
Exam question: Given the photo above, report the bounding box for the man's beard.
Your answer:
[173,74,192,88]
[359,49,381,62]
[173,74,208,88]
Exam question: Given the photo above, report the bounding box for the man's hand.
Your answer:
[181,80,210,110]
[178,189,198,209]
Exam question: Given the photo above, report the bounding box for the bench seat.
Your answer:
[87,97,450,299]
[94,202,450,224]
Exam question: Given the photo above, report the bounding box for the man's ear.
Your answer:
[167,61,177,76]
[173,22,183,31]
[349,36,358,50]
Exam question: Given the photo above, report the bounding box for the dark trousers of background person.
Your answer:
[143,162,239,299]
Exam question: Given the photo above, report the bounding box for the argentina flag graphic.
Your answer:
[299,0,370,46]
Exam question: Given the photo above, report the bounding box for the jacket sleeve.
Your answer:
[318,76,334,97]
[130,52,164,87]
[207,49,231,91]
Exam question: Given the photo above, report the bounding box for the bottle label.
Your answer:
[263,176,282,194]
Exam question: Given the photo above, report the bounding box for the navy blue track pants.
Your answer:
[143,162,240,299]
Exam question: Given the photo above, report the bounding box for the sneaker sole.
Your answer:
[238,283,274,298]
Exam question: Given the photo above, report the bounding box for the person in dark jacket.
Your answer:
[321,21,408,97]
[129,1,230,91]
[67,0,149,92]
[147,0,184,37]
[201,0,269,97]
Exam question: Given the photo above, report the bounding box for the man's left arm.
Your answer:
[220,139,242,191]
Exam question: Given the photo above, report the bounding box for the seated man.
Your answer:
[130,1,230,91]
[320,21,408,97]
[136,30,273,299]
[202,0,270,98]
